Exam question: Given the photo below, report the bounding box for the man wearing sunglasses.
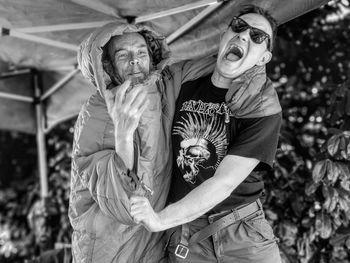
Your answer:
[131,5,282,263]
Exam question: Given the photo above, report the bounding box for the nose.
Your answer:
[238,29,250,43]
[129,57,139,65]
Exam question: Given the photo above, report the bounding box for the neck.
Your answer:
[211,68,232,89]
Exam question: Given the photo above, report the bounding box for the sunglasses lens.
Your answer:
[230,17,248,33]
[250,28,268,44]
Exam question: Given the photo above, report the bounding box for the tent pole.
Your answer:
[135,0,219,23]
[0,69,31,79]
[2,28,78,51]
[0,91,34,103]
[15,21,114,33]
[166,1,223,44]
[33,71,49,199]
[41,68,80,101]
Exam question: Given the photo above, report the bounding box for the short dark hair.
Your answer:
[236,5,278,51]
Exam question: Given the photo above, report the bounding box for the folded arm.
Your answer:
[74,148,146,225]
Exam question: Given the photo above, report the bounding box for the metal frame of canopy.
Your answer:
[0,0,224,199]
[0,68,79,198]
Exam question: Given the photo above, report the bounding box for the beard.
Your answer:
[111,63,151,87]
[127,64,150,84]
[129,75,146,86]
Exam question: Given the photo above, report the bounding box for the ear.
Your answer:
[256,50,272,66]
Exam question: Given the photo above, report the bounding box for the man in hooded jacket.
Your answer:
[69,22,215,263]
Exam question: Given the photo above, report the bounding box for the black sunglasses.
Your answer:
[229,16,272,51]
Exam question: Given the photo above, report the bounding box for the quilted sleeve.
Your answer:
[71,92,147,225]
[73,149,146,224]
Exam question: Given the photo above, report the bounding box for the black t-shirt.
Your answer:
[168,75,282,213]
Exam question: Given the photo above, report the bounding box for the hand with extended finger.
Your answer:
[130,195,164,232]
[104,79,149,141]
[104,79,149,169]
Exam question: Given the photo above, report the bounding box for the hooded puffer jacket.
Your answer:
[69,22,216,263]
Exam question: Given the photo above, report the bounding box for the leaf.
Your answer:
[332,210,343,228]
[312,160,328,183]
[323,186,339,213]
[338,196,350,213]
[338,163,350,179]
[340,179,350,192]
[322,185,331,210]
[334,133,350,160]
[327,160,341,185]
[346,237,350,249]
[315,212,332,239]
[330,233,347,247]
[264,208,278,221]
[329,189,339,213]
[327,135,341,156]
[305,181,321,196]
[337,188,350,212]
[338,163,350,191]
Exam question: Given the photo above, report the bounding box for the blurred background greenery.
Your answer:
[1,0,350,262]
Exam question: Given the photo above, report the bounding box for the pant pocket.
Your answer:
[242,213,277,243]
[165,227,181,252]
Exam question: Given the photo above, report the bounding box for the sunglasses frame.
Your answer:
[229,16,272,52]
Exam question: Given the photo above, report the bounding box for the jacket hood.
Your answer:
[78,22,171,94]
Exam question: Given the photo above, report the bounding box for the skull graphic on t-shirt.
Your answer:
[173,111,227,184]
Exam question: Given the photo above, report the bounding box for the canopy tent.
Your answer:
[0,0,328,198]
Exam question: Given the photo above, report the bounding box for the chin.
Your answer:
[128,75,146,85]
[217,62,241,79]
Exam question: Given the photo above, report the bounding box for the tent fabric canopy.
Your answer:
[0,0,328,134]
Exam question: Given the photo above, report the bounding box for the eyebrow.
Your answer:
[114,43,148,54]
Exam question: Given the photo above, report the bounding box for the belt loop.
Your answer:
[232,209,240,221]
[256,198,263,211]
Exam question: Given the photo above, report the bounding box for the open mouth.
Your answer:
[224,44,244,61]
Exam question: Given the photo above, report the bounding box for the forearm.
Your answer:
[130,155,259,232]
[157,155,259,230]
[105,80,148,170]
[158,176,232,230]
[114,133,134,170]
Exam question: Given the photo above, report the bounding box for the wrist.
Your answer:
[115,132,133,143]
[157,210,169,231]
[114,134,134,170]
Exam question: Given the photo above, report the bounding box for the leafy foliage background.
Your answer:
[1,1,350,262]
